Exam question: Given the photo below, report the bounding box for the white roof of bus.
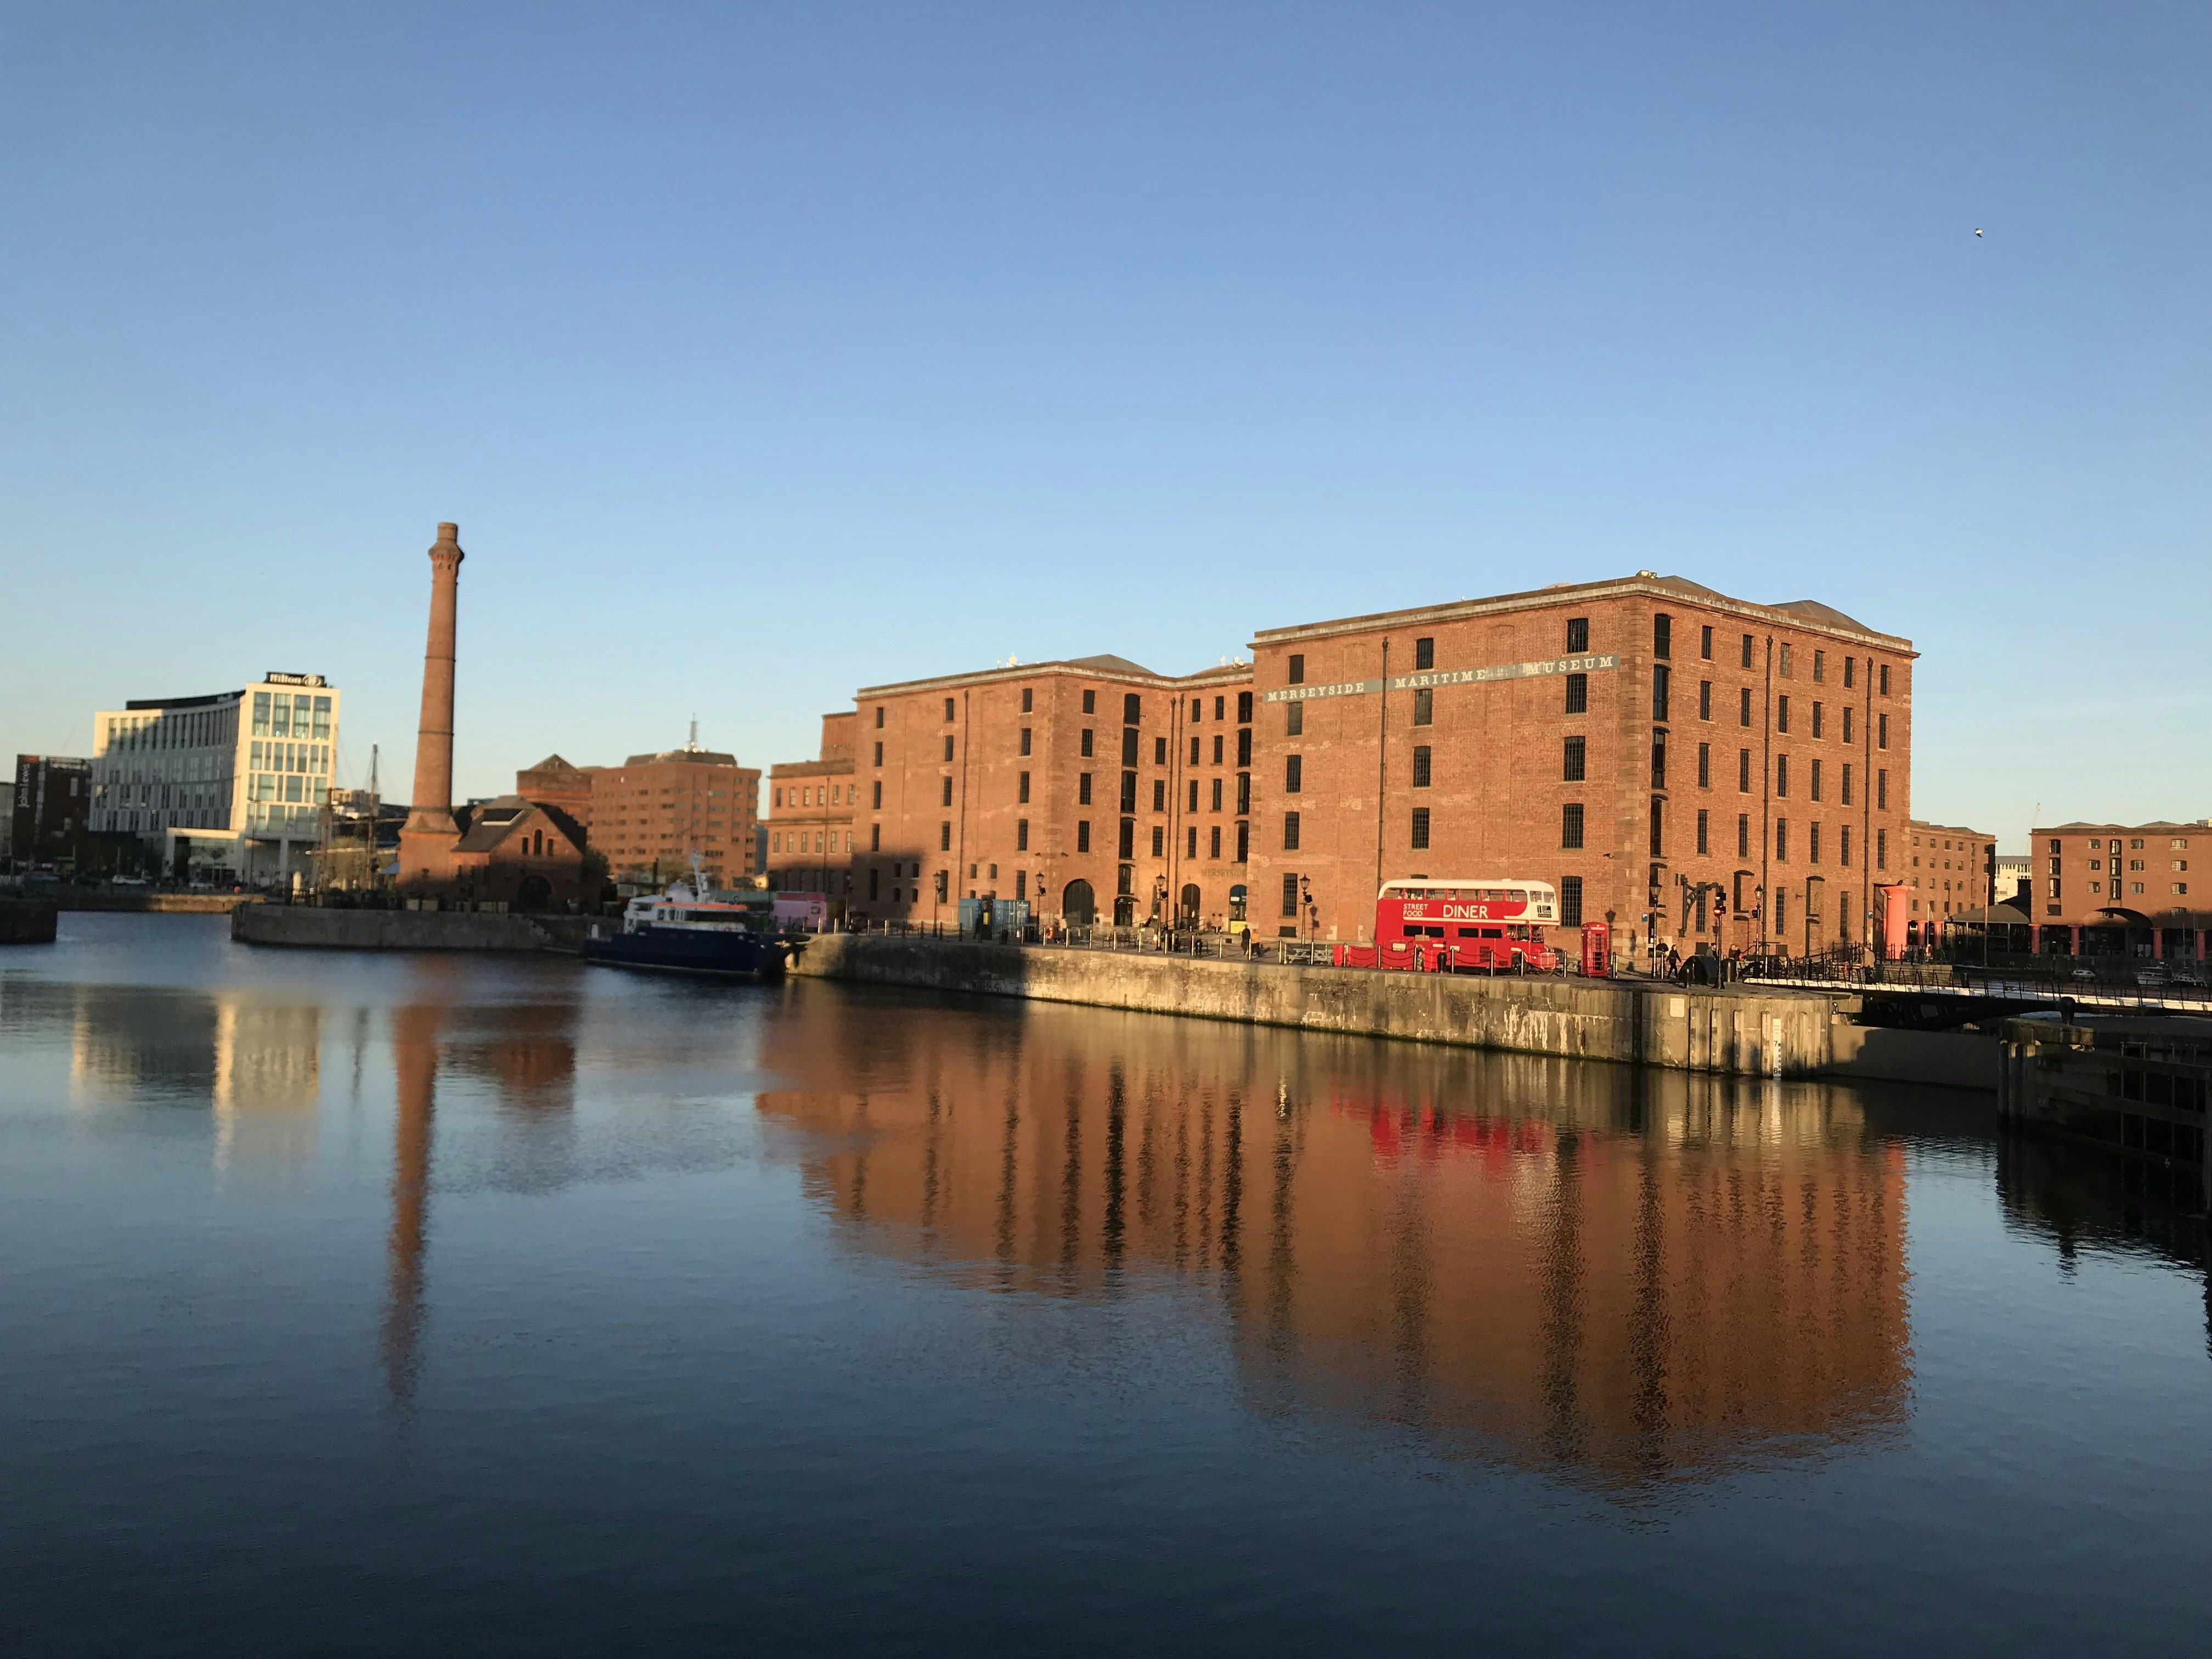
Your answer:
[1376,879,1556,895]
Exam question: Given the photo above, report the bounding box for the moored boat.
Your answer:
[580,875,787,978]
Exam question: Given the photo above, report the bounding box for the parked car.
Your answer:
[2169,967,2208,988]
[110,874,149,888]
[2135,966,2170,988]
[2068,966,2100,982]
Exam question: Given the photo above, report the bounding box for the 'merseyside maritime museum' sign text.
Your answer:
[1262,653,1619,704]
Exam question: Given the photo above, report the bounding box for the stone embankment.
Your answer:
[232,906,599,953]
[789,933,1996,1086]
[44,891,262,914]
[0,900,60,944]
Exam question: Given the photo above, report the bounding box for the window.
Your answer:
[1211,777,1223,810]
[944,697,956,721]
[1654,613,1672,659]
[1810,701,1824,740]
[1237,729,1252,766]
[1739,686,1752,726]
[1565,674,1588,714]
[1237,821,1249,862]
[1810,759,1821,802]
[1184,826,1197,857]
[1120,692,1140,725]
[1812,650,1825,684]
[1699,680,1712,720]
[874,706,885,728]
[872,781,883,809]
[1189,699,1201,722]
[1212,734,1223,764]
[1077,821,1091,852]
[1080,729,1094,758]
[1188,778,1199,812]
[1282,873,1300,917]
[1877,713,1888,749]
[1651,732,1667,790]
[1189,735,1200,765]
[1839,825,1851,866]
[871,824,881,851]
[1019,727,1031,755]
[1843,707,1855,746]
[1562,803,1585,849]
[1649,798,1664,856]
[1237,773,1250,814]
[1119,819,1135,858]
[1562,737,1585,782]
[1238,691,1252,723]
[1283,755,1302,793]
[1739,748,1752,792]
[1151,826,1165,856]
[1016,819,1029,851]
[1700,624,1713,660]
[1411,808,1430,849]
[1738,813,1751,857]
[1078,772,1092,805]
[1776,694,1790,733]
[873,742,883,766]
[1082,690,1096,714]
[1779,644,1793,678]
[1127,774,1143,812]
[1876,768,1888,809]
[1288,654,1305,685]
[1697,809,1709,855]
[1214,696,1224,720]
[1209,826,1221,857]
[1020,687,1033,713]
[1414,745,1434,787]
[1284,812,1301,850]
[1121,729,1139,766]
[939,735,953,763]
[1561,876,1583,927]
[1878,664,1890,696]
[1776,819,1788,861]
[1652,664,1670,721]
[1414,637,1434,670]
[1018,771,1030,804]
[1566,617,1589,653]
[1286,702,1303,736]
[1877,828,1888,870]
[1697,742,1710,788]
[1810,823,1822,864]
[1740,633,1754,669]
[1400,686,1429,727]
[1776,755,1788,798]
[1150,735,1165,765]
[939,822,952,851]
[941,776,954,807]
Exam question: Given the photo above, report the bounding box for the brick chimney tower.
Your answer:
[398,522,465,887]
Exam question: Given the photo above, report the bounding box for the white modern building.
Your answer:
[89,673,342,885]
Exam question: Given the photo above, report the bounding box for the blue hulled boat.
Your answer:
[580,877,787,979]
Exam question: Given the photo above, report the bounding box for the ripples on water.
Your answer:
[1,915,2205,1655]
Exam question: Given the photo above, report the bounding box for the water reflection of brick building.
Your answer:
[753,992,1908,1489]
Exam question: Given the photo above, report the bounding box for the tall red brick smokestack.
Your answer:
[398,522,464,884]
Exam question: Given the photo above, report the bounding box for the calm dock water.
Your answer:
[2,913,2206,1655]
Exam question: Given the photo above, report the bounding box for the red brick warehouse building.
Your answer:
[1242,573,1918,957]
[849,654,1255,929]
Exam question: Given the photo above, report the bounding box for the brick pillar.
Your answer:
[399,523,465,887]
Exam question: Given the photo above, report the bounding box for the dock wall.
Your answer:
[231,906,598,953]
[0,900,60,944]
[787,934,1920,1080]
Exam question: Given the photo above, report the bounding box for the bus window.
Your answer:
[1481,927,1503,938]
[1456,927,1479,938]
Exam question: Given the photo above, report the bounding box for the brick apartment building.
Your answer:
[850,654,1255,928]
[2029,820,2209,958]
[1242,573,1917,955]
[766,713,857,898]
[1904,820,1996,941]
[586,745,759,887]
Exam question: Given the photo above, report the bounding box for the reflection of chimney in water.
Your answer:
[382,1002,441,1412]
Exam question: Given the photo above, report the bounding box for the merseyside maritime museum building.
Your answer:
[807,572,1921,960]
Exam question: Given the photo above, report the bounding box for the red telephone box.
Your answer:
[1579,922,1611,978]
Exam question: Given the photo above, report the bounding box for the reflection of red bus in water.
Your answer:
[1373,879,1565,973]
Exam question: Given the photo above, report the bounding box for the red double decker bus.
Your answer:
[1373,879,1564,973]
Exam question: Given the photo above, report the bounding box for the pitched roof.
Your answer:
[453,795,534,853]
[1065,653,1158,676]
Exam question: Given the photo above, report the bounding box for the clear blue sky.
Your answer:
[2,2,2204,845]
